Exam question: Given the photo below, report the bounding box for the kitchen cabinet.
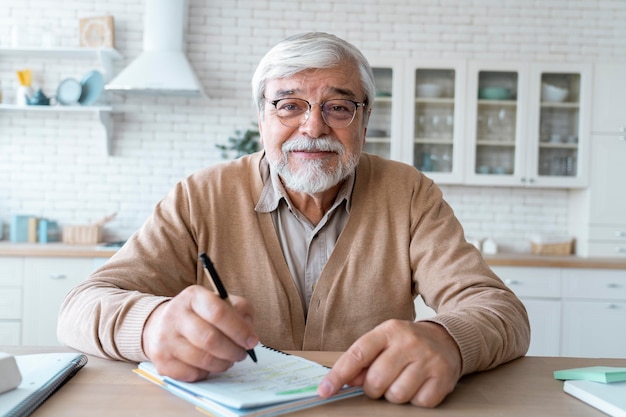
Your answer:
[22,257,95,345]
[0,46,122,155]
[591,63,626,135]
[586,135,626,257]
[366,57,591,188]
[561,268,626,358]
[465,62,529,186]
[465,62,591,188]
[493,265,626,358]
[0,255,107,346]
[571,63,626,257]
[365,58,405,161]
[0,257,23,345]
[405,60,467,183]
[491,266,561,356]
[366,58,473,183]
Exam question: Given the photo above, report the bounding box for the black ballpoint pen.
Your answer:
[199,252,258,363]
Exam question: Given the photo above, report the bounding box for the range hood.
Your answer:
[105,0,205,97]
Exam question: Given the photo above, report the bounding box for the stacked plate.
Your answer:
[56,70,104,106]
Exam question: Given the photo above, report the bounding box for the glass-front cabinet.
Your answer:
[365,57,590,188]
[406,61,466,183]
[528,63,591,187]
[465,62,530,185]
[466,62,591,187]
[366,58,404,161]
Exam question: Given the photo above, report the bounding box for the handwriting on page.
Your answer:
[206,359,328,393]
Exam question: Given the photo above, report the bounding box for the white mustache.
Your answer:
[281,137,345,154]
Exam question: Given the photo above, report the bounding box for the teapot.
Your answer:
[26,88,50,106]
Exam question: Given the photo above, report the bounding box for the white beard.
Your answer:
[270,136,360,194]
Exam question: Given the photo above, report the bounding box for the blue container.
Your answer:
[38,219,60,243]
[10,215,31,243]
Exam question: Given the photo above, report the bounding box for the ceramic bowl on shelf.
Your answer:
[478,87,511,100]
[78,70,104,105]
[56,78,82,105]
[542,83,568,102]
[416,83,443,98]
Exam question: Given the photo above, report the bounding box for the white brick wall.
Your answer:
[1,0,625,251]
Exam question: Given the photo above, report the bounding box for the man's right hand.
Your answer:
[142,285,259,382]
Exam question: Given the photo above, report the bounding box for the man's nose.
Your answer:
[299,105,331,138]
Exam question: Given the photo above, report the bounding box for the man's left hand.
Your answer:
[317,320,462,408]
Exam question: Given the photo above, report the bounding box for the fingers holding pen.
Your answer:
[142,285,258,381]
[189,288,259,354]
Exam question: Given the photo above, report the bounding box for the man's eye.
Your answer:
[328,104,348,112]
[278,101,305,112]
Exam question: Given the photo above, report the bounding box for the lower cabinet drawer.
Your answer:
[0,288,22,319]
[563,269,626,300]
[0,321,21,345]
[491,266,561,298]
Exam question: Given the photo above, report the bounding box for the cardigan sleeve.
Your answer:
[57,180,201,362]
[408,178,530,375]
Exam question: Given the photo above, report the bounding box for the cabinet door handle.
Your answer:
[616,247,626,253]
[607,283,623,289]
[616,231,626,238]
[505,279,521,285]
[607,304,622,310]
[49,273,67,280]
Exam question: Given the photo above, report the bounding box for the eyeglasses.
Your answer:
[267,98,367,129]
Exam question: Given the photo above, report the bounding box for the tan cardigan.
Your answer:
[58,152,529,376]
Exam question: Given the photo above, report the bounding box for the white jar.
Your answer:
[16,85,32,106]
[482,238,498,255]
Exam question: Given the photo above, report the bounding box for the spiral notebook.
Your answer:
[135,345,363,417]
[0,352,88,417]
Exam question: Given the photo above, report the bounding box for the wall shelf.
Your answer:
[0,47,122,155]
[0,104,114,155]
[0,47,123,81]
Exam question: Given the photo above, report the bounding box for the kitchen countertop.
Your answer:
[1,242,625,269]
[0,242,117,258]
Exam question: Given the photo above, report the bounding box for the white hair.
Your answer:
[251,32,376,113]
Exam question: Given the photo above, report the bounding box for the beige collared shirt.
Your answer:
[255,157,354,316]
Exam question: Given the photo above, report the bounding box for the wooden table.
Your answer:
[3,346,625,416]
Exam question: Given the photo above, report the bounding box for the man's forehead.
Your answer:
[265,69,362,99]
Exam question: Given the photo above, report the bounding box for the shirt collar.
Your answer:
[255,156,355,214]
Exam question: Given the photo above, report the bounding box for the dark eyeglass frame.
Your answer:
[266,98,367,128]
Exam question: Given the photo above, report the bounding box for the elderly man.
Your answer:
[58,32,529,408]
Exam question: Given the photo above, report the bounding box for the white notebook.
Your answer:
[0,352,87,417]
[136,345,363,417]
[564,379,626,417]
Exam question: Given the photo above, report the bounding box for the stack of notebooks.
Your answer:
[135,345,363,417]
[554,366,626,417]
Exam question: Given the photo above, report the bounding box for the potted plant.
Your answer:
[216,125,260,159]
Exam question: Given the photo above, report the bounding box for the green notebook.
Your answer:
[554,366,626,383]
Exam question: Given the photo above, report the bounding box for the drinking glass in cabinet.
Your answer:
[415,143,453,173]
[537,72,581,177]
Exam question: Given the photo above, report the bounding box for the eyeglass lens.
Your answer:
[272,98,358,128]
